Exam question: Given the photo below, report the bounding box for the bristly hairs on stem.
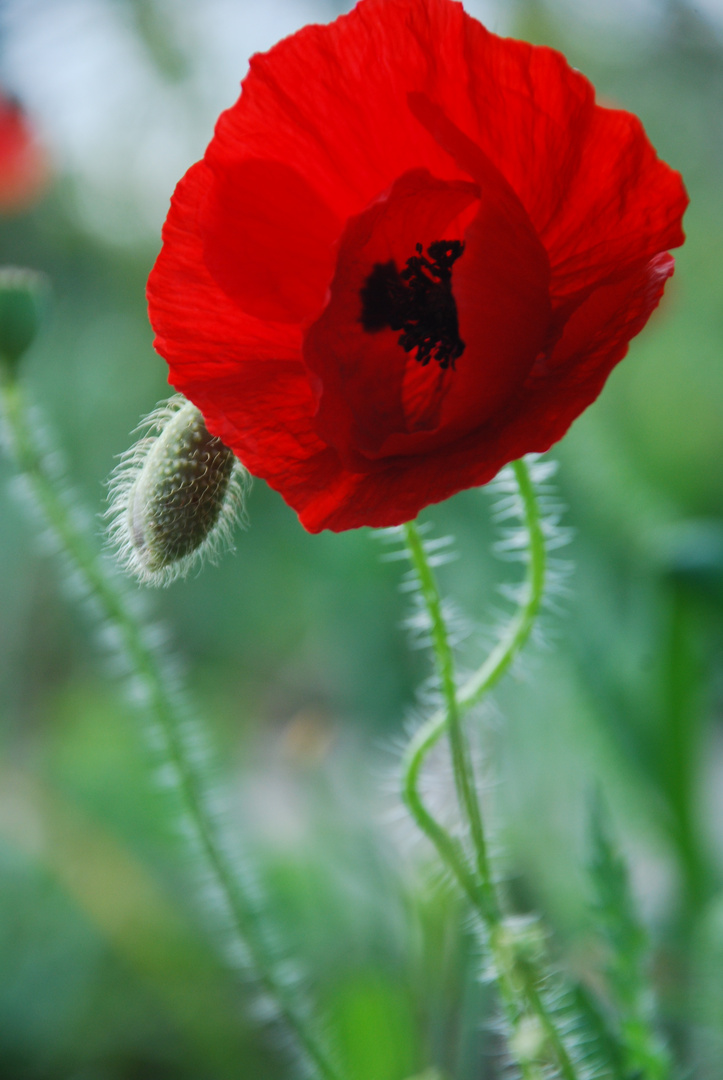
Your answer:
[0,371,340,1080]
[394,457,621,1080]
[487,456,574,628]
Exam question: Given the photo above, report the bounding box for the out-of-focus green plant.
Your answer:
[0,259,675,1080]
[587,794,672,1079]
[0,269,341,1080]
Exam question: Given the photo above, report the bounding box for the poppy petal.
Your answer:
[200,157,341,325]
[148,159,351,508]
[0,93,49,212]
[174,362,345,515]
[148,160,303,372]
[210,0,470,221]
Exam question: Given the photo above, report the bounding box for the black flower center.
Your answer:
[360,240,466,370]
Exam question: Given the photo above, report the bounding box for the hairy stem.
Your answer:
[403,521,498,922]
[0,372,339,1080]
[401,458,579,1080]
[402,459,546,776]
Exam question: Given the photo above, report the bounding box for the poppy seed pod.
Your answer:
[0,267,48,372]
[107,397,248,586]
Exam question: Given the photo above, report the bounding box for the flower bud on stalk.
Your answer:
[0,267,48,374]
[107,396,248,586]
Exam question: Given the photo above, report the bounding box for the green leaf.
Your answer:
[329,973,419,1080]
[587,792,672,1080]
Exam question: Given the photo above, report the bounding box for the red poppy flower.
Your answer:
[148,0,687,533]
[0,93,49,212]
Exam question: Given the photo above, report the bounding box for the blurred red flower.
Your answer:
[0,93,48,212]
[148,0,687,532]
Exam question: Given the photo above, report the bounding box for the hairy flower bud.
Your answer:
[107,396,248,585]
[0,267,48,371]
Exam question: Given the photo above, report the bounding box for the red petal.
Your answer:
[148,161,302,370]
[210,0,470,222]
[0,94,48,211]
[148,159,342,480]
[175,362,344,517]
[200,157,340,324]
[521,253,677,412]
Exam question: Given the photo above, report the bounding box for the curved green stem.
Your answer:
[0,372,339,1080]
[401,459,579,1080]
[403,521,499,922]
[402,459,546,780]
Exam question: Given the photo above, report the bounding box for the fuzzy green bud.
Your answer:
[0,267,48,372]
[107,396,248,585]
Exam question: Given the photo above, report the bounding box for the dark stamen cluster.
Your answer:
[360,240,465,369]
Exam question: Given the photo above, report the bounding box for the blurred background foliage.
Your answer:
[0,0,722,1077]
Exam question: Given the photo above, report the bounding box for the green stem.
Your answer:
[0,373,339,1080]
[403,521,498,922]
[402,459,546,779]
[401,458,579,1080]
